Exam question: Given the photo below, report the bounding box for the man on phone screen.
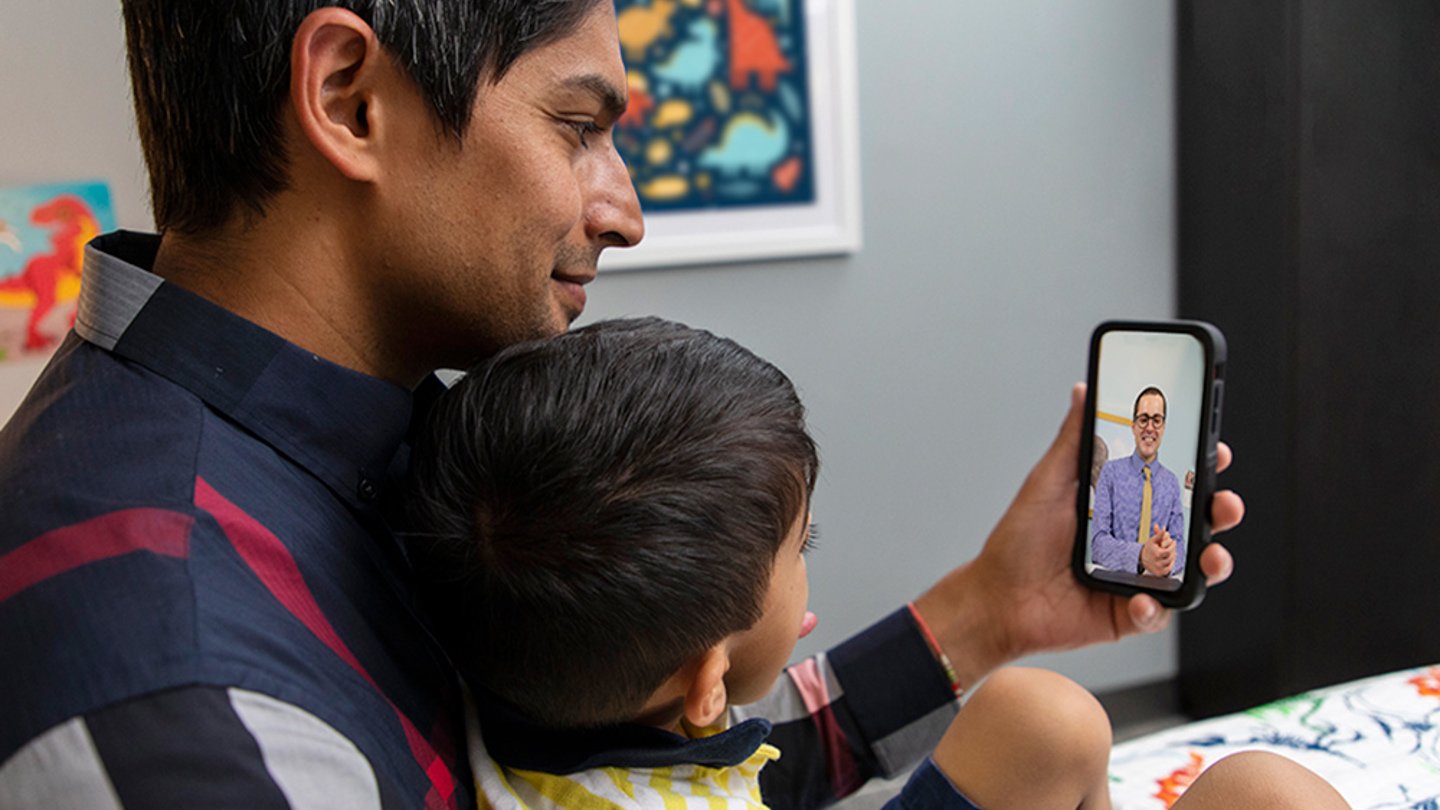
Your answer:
[1091,387,1185,578]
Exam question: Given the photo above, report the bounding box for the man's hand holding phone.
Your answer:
[910,378,1241,692]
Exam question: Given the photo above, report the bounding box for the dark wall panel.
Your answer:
[1178,0,1440,717]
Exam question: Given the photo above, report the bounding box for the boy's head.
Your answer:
[406,317,819,729]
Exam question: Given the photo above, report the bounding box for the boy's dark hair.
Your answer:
[121,0,603,234]
[405,317,818,728]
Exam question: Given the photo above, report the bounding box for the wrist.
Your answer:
[911,560,1016,692]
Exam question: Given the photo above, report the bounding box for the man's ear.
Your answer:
[290,8,385,182]
[682,645,731,729]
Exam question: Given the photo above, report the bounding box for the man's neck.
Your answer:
[151,213,421,387]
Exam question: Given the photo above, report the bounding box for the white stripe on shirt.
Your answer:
[229,688,383,810]
[0,717,123,809]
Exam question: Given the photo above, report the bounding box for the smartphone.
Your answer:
[1073,320,1226,610]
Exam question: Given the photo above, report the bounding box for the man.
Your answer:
[1092,387,1187,578]
[0,2,1338,808]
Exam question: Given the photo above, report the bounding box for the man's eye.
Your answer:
[566,121,603,148]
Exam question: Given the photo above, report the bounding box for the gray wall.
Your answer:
[0,1,1179,691]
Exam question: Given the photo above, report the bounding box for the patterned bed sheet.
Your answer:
[1109,664,1440,809]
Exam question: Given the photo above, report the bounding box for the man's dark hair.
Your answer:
[1133,386,1167,419]
[404,318,819,728]
[121,0,603,234]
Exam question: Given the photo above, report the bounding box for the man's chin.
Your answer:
[550,273,589,319]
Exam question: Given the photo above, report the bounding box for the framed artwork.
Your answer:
[0,181,116,363]
[600,0,861,271]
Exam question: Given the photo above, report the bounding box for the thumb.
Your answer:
[1034,383,1086,487]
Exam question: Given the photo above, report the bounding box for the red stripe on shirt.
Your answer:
[0,508,193,603]
[193,476,457,807]
[788,657,863,798]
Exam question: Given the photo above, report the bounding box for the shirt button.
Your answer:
[357,477,379,502]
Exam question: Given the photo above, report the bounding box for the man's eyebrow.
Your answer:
[559,74,627,119]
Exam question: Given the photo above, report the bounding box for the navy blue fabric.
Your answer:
[882,759,984,810]
[473,684,774,774]
[86,686,292,809]
[828,609,958,744]
[757,716,832,810]
[0,232,470,808]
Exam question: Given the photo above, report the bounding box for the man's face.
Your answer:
[373,2,643,368]
[1132,393,1166,463]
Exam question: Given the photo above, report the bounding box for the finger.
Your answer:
[1217,442,1233,474]
[1125,594,1172,635]
[1199,542,1234,586]
[1209,490,1245,534]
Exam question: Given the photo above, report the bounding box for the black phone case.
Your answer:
[1072,320,1227,611]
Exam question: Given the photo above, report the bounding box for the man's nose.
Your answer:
[585,142,645,249]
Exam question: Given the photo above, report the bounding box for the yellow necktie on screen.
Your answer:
[1138,466,1152,543]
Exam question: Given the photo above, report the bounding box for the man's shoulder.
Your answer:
[1096,457,1130,481]
[0,338,384,766]
[0,336,215,537]
[1151,460,1183,487]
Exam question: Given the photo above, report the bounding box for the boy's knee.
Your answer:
[1179,751,1350,809]
[966,667,1111,767]
[931,668,1112,805]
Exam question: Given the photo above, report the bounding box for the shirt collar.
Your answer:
[471,684,773,774]
[78,231,418,511]
[1127,452,1166,476]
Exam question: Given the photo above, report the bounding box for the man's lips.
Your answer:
[551,269,594,315]
[552,267,596,286]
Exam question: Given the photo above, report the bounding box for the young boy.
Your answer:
[404,318,1350,810]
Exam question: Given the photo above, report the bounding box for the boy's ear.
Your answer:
[289,7,385,182]
[682,645,731,729]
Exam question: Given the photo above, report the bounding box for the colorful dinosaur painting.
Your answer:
[0,195,99,351]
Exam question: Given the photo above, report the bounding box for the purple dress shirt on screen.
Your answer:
[1091,452,1185,576]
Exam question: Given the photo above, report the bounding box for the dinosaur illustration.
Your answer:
[618,0,679,62]
[0,195,98,351]
[654,17,721,93]
[726,0,791,92]
[699,111,790,176]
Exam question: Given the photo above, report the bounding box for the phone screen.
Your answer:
[1081,328,1213,595]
